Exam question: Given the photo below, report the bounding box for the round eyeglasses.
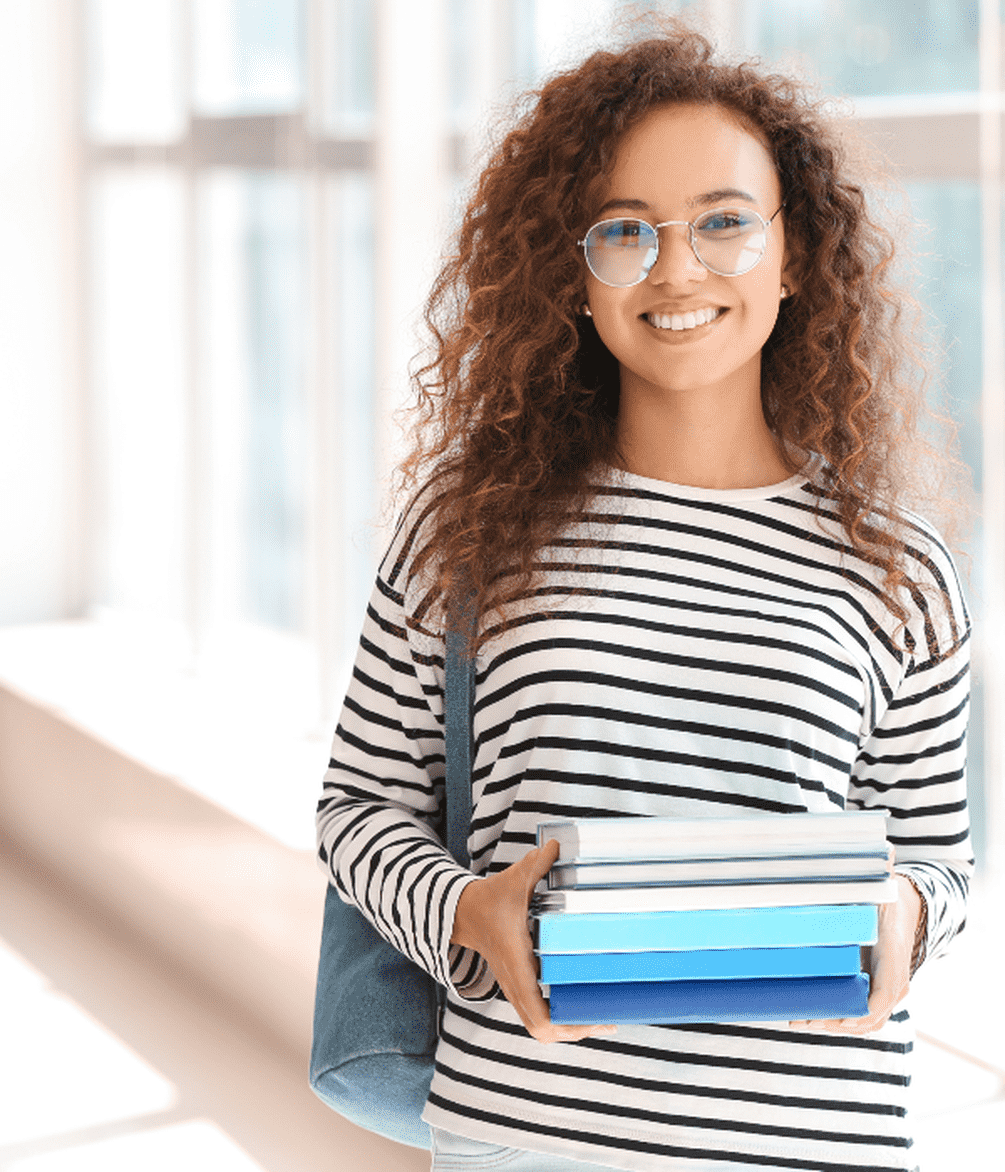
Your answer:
[579,205,784,286]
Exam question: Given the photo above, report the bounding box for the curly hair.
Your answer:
[399,18,965,645]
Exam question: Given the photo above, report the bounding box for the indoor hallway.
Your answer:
[1,836,1002,1171]
[0,838,426,1172]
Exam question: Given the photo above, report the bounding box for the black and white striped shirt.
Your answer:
[317,463,972,1172]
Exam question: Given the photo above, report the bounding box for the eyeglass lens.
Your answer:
[583,209,769,285]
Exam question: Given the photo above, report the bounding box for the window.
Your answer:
[749,0,981,96]
[79,0,1003,865]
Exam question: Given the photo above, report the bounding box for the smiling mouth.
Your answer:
[645,307,724,331]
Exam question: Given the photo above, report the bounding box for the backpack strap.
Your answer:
[444,605,475,869]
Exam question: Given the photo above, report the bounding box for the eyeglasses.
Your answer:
[579,205,784,286]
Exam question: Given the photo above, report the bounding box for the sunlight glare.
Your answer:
[0,937,176,1146]
[8,1119,266,1172]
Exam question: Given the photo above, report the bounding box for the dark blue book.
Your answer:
[539,944,863,985]
[548,974,871,1024]
[534,903,878,954]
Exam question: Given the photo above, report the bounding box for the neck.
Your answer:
[614,363,795,491]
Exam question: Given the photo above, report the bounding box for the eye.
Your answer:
[696,208,758,236]
[594,219,651,245]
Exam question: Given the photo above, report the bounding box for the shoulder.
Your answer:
[896,509,970,666]
[379,480,443,592]
[377,478,454,647]
[792,471,969,665]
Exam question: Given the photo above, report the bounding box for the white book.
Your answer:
[548,848,894,889]
[532,875,900,914]
[537,811,889,863]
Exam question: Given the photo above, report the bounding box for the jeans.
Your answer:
[429,1128,625,1170]
[428,1128,832,1171]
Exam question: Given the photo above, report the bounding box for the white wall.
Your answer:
[0,0,80,624]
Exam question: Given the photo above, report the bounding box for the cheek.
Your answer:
[740,272,784,331]
[592,315,639,373]
[585,276,621,315]
[586,288,636,348]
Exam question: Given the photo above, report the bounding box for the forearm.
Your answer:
[319,787,477,984]
[894,858,970,969]
[901,872,927,974]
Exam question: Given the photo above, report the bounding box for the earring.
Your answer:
[780,286,790,300]
[580,303,593,317]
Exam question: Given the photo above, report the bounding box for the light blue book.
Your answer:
[548,974,871,1025]
[539,944,863,985]
[534,903,878,954]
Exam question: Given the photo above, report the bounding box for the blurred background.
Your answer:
[0,2,1001,1170]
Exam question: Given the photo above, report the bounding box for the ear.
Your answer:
[780,240,802,299]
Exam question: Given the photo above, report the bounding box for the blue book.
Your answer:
[548,974,871,1024]
[539,944,863,985]
[534,903,878,954]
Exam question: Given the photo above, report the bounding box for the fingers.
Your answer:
[790,1015,885,1035]
[517,839,561,894]
[499,946,607,1042]
[531,1021,619,1043]
[790,879,915,1037]
[790,968,904,1035]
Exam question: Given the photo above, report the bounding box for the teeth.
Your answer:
[647,307,720,331]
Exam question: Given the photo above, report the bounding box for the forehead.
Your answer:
[597,103,781,212]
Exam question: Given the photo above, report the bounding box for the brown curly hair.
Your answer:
[400,19,965,646]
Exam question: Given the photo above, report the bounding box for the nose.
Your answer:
[647,222,708,286]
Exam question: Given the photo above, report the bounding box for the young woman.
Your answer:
[316,24,971,1172]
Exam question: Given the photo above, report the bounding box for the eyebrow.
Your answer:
[596,188,759,216]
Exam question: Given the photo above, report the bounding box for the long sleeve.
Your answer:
[315,531,491,997]
[848,532,973,967]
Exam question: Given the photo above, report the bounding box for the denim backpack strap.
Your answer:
[444,601,476,868]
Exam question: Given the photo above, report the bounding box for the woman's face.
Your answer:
[583,102,794,409]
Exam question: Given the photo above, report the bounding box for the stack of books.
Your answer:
[532,811,894,1025]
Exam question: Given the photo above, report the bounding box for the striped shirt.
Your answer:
[316,463,972,1172]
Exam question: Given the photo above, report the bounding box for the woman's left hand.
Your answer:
[790,873,922,1035]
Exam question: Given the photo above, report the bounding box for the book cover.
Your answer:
[539,943,863,984]
[547,973,871,1025]
[547,849,893,890]
[533,876,898,914]
[534,902,879,954]
[536,810,889,863]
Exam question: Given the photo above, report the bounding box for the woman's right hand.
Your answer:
[450,838,617,1044]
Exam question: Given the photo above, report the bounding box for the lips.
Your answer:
[645,306,723,331]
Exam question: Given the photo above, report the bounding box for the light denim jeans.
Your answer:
[429,1127,623,1170]
[429,1129,829,1171]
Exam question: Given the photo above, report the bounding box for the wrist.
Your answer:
[449,875,484,949]
[896,873,927,975]
[908,879,928,975]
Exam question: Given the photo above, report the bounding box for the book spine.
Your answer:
[539,944,864,985]
[534,903,879,954]
[547,974,871,1025]
[539,814,889,862]
[548,851,892,889]
[534,876,898,914]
